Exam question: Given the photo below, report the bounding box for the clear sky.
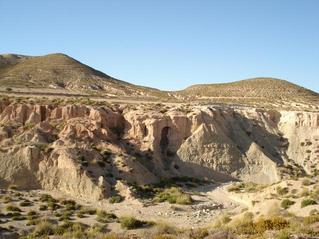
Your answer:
[1,0,318,92]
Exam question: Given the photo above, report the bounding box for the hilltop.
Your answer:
[0,53,166,98]
[179,77,318,100]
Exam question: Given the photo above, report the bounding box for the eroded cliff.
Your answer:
[0,99,318,201]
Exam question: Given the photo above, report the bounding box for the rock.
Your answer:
[0,100,318,202]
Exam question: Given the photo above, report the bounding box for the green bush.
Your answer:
[12,215,26,221]
[120,216,152,230]
[6,205,21,212]
[281,199,295,209]
[227,182,265,193]
[234,216,289,235]
[154,187,193,205]
[40,194,55,203]
[79,207,96,215]
[47,201,60,211]
[39,205,48,211]
[96,210,117,223]
[301,199,317,208]
[276,186,289,196]
[19,201,32,207]
[32,221,55,237]
[54,221,87,236]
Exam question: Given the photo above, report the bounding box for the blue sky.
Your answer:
[1,0,318,92]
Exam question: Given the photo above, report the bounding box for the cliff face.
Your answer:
[0,100,318,201]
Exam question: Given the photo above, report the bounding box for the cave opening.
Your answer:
[160,126,170,156]
[40,106,46,122]
[143,125,148,137]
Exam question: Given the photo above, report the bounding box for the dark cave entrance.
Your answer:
[160,126,170,156]
[40,106,46,122]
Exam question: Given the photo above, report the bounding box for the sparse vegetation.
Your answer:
[6,204,21,212]
[227,182,266,193]
[153,187,193,205]
[281,199,295,209]
[108,195,124,204]
[120,216,152,229]
[301,198,317,208]
[96,210,117,223]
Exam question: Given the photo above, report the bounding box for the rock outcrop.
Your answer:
[0,99,318,201]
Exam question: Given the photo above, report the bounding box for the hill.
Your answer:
[179,77,318,100]
[0,53,165,98]
[0,53,318,108]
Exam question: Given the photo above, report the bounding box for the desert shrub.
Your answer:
[227,182,265,193]
[54,221,87,236]
[19,200,32,207]
[154,222,178,235]
[26,218,41,226]
[276,186,289,196]
[275,229,290,239]
[153,187,192,205]
[233,216,289,235]
[8,184,18,190]
[2,196,12,203]
[86,224,105,237]
[61,199,80,211]
[12,214,26,221]
[6,204,21,212]
[32,221,55,237]
[96,210,117,223]
[301,199,317,208]
[108,195,124,204]
[59,210,73,221]
[79,207,96,215]
[212,213,232,228]
[303,215,319,225]
[281,199,295,209]
[27,210,38,217]
[254,216,289,233]
[47,201,60,211]
[120,216,152,230]
[188,228,209,239]
[302,179,311,186]
[76,211,85,218]
[39,205,48,211]
[40,194,55,203]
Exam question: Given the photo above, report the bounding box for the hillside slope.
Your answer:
[0,53,166,98]
[0,53,318,108]
[179,77,318,100]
